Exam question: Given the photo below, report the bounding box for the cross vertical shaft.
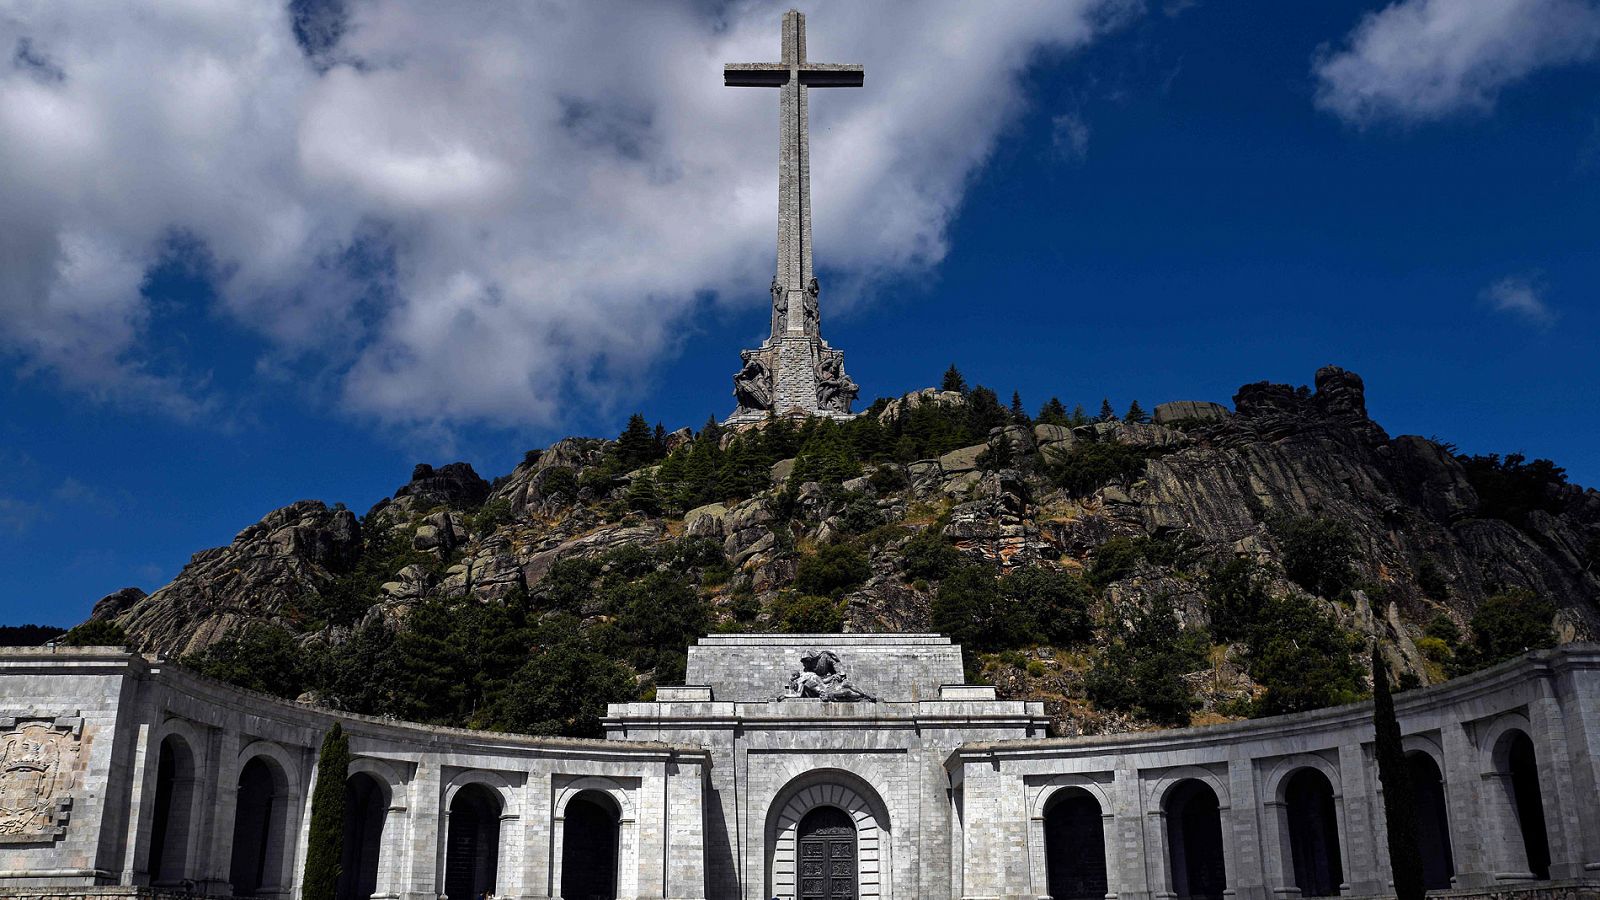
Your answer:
[726,9,863,338]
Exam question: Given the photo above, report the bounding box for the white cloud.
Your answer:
[1314,0,1600,125]
[1051,110,1091,162]
[1481,275,1556,326]
[0,0,1135,430]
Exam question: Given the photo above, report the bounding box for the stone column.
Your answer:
[1529,691,1580,878]
[200,728,242,895]
[1111,763,1149,900]
[666,756,709,900]
[399,760,442,900]
[1336,742,1381,894]
[521,772,553,898]
[1225,757,1261,900]
[1440,723,1489,887]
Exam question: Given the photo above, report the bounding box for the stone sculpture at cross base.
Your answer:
[724,9,862,424]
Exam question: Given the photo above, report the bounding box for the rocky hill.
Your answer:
[82,365,1600,736]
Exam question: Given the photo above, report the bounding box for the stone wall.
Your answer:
[2,642,1598,900]
[0,649,708,898]
[683,634,964,702]
[951,645,1600,900]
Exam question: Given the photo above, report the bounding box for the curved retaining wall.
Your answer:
[0,642,1597,900]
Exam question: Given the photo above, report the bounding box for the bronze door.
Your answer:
[797,806,857,900]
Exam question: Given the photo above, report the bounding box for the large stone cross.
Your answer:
[726,9,862,338]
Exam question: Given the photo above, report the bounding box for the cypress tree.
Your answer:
[1010,391,1027,422]
[1098,398,1116,422]
[1038,397,1069,425]
[1124,400,1149,423]
[301,723,350,900]
[1373,645,1425,900]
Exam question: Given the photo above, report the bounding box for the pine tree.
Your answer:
[626,473,661,515]
[1038,397,1069,426]
[1098,398,1116,422]
[1010,391,1027,422]
[616,413,658,468]
[1124,400,1149,423]
[301,723,350,900]
[942,364,968,393]
[1373,645,1425,900]
[1071,404,1089,426]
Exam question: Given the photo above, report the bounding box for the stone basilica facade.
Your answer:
[2,635,1599,900]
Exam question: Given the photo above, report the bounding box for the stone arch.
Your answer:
[145,721,204,884]
[1160,777,1229,900]
[766,769,892,900]
[442,768,519,819]
[339,771,386,900]
[342,757,407,900]
[1043,786,1110,900]
[552,777,637,900]
[443,781,505,900]
[1282,768,1344,897]
[228,745,299,896]
[1404,747,1455,890]
[1262,756,1348,898]
[1483,722,1550,880]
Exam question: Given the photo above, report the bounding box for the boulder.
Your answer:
[89,587,146,622]
[1034,423,1074,446]
[770,458,796,484]
[1153,401,1230,425]
[939,444,988,474]
[876,387,965,423]
[684,503,729,539]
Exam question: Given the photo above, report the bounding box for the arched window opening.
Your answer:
[1044,789,1108,900]
[229,757,288,895]
[1284,769,1343,897]
[1166,779,1226,900]
[337,773,386,900]
[798,805,857,900]
[561,791,621,900]
[1406,751,1455,890]
[147,735,196,883]
[444,784,501,900]
[1505,732,1551,880]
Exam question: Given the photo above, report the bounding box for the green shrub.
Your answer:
[1046,441,1154,497]
[902,526,960,581]
[182,624,307,699]
[1458,453,1567,522]
[1423,613,1460,644]
[1272,515,1359,599]
[1453,589,1556,675]
[1001,567,1094,646]
[1244,594,1364,716]
[58,619,127,648]
[932,565,1015,653]
[538,466,578,500]
[469,498,514,536]
[483,625,636,737]
[1085,596,1208,726]
[771,593,845,633]
[868,465,908,493]
[1416,556,1450,599]
[794,543,870,599]
[1087,536,1145,587]
[1416,636,1451,663]
[1203,557,1273,644]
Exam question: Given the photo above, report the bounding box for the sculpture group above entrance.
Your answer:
[774,648,878,703]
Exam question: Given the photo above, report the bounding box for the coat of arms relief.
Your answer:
[0,715,82,842]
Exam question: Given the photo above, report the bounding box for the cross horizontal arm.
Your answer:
[725,63,790,87]
[798,64,864,87]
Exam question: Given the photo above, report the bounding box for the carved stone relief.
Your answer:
[0,715,82,842]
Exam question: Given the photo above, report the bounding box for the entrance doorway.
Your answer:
[561,791,621,900]
[1166,779,1227,900]
[798,805,857,900]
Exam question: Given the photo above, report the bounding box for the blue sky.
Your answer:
[3,0,1598,627]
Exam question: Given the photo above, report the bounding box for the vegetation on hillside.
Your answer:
[131,365,1584,739]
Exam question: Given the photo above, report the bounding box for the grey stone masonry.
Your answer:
[725,10,859,423]
[3,640,1599,899]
